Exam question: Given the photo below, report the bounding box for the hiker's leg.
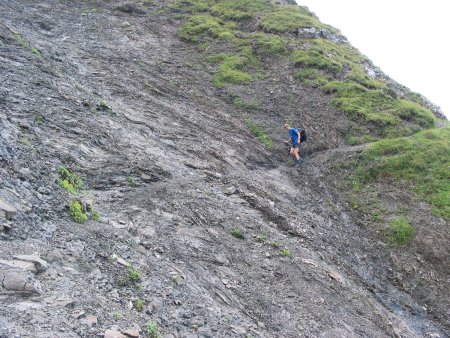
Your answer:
[290,147,296,157]
[293,145,300,161]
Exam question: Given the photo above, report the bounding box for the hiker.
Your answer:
[284,123,303,166]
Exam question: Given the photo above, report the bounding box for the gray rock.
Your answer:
[2,271,40,293]
[123,328,140,337]
[0,198,17,220]
[13,254,49,272]
[224,186,237,195]
[84,315,97,327]
[0,259,37,273]
[213,253,229,265]
[104,329,127,338]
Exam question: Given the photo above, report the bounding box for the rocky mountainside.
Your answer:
[0,1,448,337]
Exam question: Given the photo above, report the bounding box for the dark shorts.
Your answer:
[291,143,299,149]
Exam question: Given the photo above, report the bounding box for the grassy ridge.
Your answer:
[353,127,450,219]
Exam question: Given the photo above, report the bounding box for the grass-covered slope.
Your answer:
[353,127,450,219]
[169,0,440,142]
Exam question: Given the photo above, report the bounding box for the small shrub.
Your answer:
[231,227,244,239]
[98,100,112,113]
[127,176,136,186]
[256,233,268,243]
[69,200,88,223]
[57,167,83,194]
[385,218,415,245]
[134,299,144,312]
[91,208,100,221]
[271,240,281,248]
[280,248,291,257]
[113,312,121,321]
[118,265,142,286]
[146,322,160,338]
[127,266,142,282]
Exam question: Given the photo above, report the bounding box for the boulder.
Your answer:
[1,271,41,293]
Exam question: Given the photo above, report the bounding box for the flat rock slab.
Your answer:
[13,255,49,272]
[123,328,140,337]
[0,198,17,220]
[104,329,127,338]
[1,271,40,293]
[0,259,37,273]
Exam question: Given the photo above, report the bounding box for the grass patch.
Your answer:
[146,322,160,338]
[256,233,268,243]
[297,68,330,86]
[271,240,281,248]
[280,248,291,257]
[385,217,415,245]
[57,167,83,194]
[210,0,271,21]
[248,32,285,55]
[119,265,142,286]
[127,176,136,186]
[259,6,329,34]
[233,97,260,110]
[231,227,244,239]
[69,200,88,223]
[352,127,450,219]
[180,14,235,42]
[209,49,256,88]
[323,81,435,136]
[292,49,343,75]
[245,117,273,149]
[134,299,144,312]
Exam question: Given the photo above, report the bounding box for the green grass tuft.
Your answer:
[69,200,88,223]
[180,14,235,42]
[211,51,254,87]
[292,49,343,74]
[134,299,144,312]
[210,0,271,21]
[57,167,83,194]
[231,227,244,239]
[259,6,327,34]
[245,117,273,149]
[385,217,415,245]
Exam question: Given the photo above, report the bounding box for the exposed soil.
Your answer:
[0,1,448,337]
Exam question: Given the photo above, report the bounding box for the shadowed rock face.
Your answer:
[0,1,448,337]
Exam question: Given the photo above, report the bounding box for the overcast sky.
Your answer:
[296,0,450,119]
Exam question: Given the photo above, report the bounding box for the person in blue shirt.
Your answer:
[284,123,302,166]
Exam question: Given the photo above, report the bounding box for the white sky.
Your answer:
[296,0,450,119]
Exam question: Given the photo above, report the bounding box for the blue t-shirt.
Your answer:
[289,128,299,144]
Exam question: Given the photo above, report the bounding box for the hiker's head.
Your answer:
[283,123,290,130]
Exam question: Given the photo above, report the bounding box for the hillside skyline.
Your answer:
[297,0,449,118]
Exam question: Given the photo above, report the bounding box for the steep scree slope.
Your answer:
[0,1,448,337]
